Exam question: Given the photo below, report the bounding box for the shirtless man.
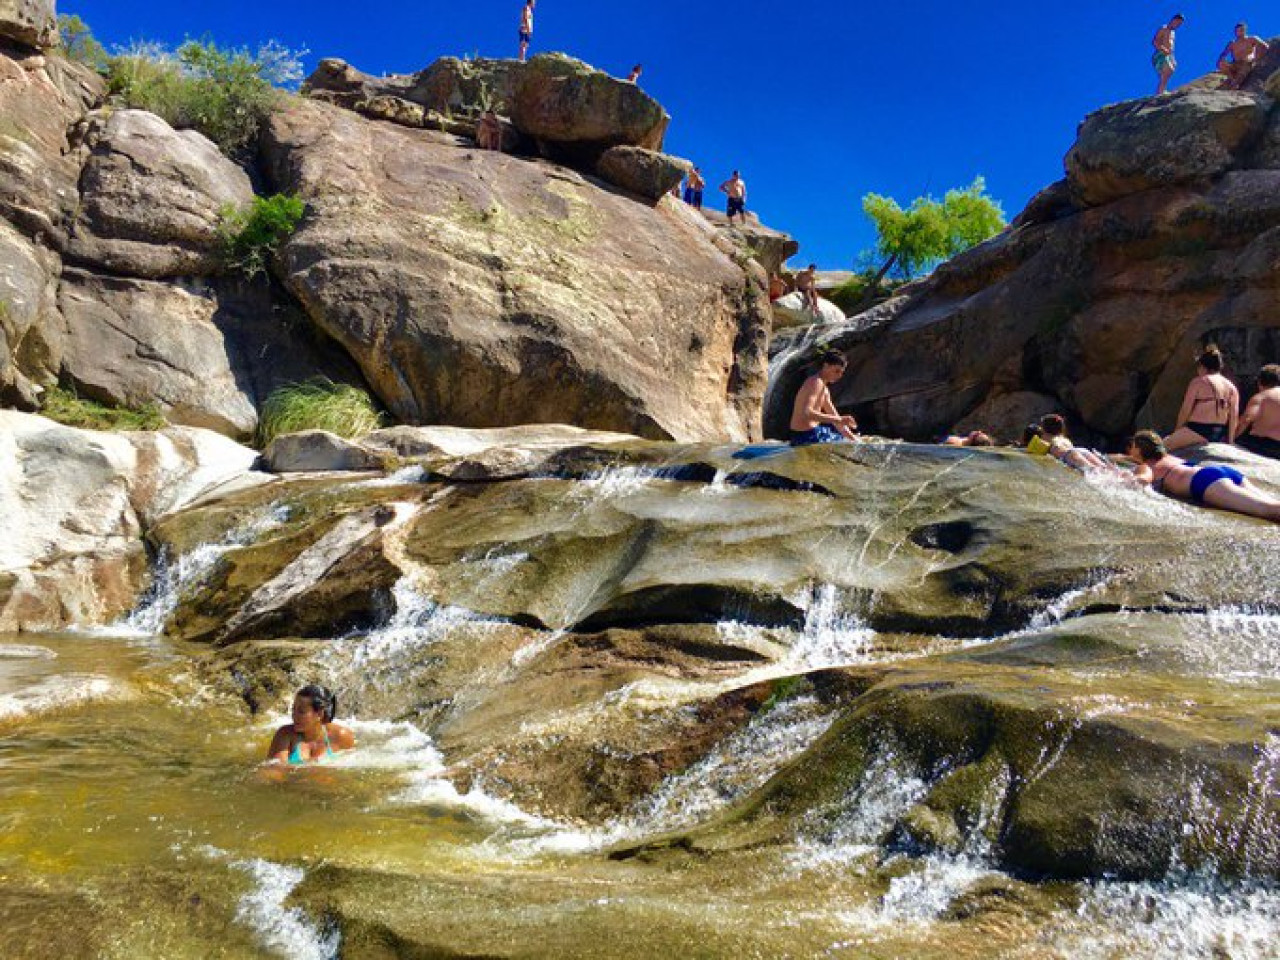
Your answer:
[720,170,747,224]
[1127,430,1280,522]
[518,0,535,62]
[1152,14,1184,95]
[626,64,643,83]
[1218,23,1270,90]
[795,264,820,315]
[683,166,705,208]
[1237,364,1280,460]
[789,351,858,446]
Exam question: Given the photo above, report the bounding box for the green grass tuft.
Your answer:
[258,379,383,447]
[219,193,305,279]
[40,385,167,432]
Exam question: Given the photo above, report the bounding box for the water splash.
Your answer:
[230,858,340,960]
[0,674,123,722]
[784,584,875,671]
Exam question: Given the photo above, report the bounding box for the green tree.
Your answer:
[861,177,1006,289]
[56,14,110,72]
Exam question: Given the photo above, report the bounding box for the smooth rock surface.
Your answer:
[771,291,845,329]
[0,0,55,49]
[261,430,386,473]
[596,146,688,201]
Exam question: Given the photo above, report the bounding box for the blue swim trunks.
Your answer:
[789,425,844,447]
[1189,464,1244,504]
[727,197,745,217]
[683,187,703,207]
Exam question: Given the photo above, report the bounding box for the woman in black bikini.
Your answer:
[1128,430,1280,522]
[1164,345,1239,451]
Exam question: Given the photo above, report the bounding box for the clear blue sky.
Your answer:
[63,1,1277,268]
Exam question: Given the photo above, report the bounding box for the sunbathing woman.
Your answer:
[1039,414,1108,470]
[1164,345,1239,450]
[1127,430,1280,522]
[266,684,356,765]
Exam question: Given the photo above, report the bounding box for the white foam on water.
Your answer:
[0,674,123,722]
[358,464,427,487]
[577,465,660,500]
[230,858,340,960]
[1182,607,1280,683]
[784,584,876,671]
[0,644,57,659]
[334,579,478,673]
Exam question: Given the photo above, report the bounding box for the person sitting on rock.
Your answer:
[1164,345,1239,450]
[768,273,789,301]
[683,166,705,209]
[789,350,858,446]
[1237,363,1280,460]
[626,63,643,83]
[1127,430,1280,522]
[1217,22,1270,90]
[944,431,995,447]
[266,684,356,765]
[720,170,748,225]
[1040,414,1108,470]
[1152,13,1184,95]
[518,0,536,62]
[795,264,821,315]
[476,109,502,151]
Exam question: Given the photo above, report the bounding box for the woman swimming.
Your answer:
[1164,345,1239,450]
[1127,430,1280,522]
[266,684,356,765]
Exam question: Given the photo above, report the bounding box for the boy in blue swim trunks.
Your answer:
[789,351,858,446]
[1127,430,1280,522]
[518,0,535,62]
[1152,14,1184,95]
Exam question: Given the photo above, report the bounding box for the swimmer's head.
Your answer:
[1129,430,1167,463]
[1020,423,1041,445]
[1197,344,1223,374]
[1258,364,1279,389]
[294,684,338,725]
[1039,414,1067,437]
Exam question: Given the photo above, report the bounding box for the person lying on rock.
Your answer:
[1128,430,1280,522]
[1164,345,1239,450]
[1152,13,1184,95]
[789,350,858,445]
[266,685,356,765]
[1218,22,1270,90]
[720,170,748,224]
[1237,364,1280,460]
[1039,414,1108,470]
[943,431,995,447]
[795,264,821,315]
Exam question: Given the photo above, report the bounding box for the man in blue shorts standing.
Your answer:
[720,170,748,224]
[519,0,535,62]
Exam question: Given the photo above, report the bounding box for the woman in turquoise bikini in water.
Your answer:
[266,685,356,765]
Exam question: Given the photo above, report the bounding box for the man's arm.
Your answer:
[1228,385,1240,442]
[1174,382,1196,427]
[1153,28,1170,53]
[1238,394,1262,438]
[819,388,857,430]
[718,180,731,195]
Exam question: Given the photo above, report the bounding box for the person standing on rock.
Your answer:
[789,350,858,445]
[1127,431,1280,522]
[1217,23,1270,90]
[1237,364,1280,459]
[1164,345,1239,450]
[1152,14,1184,95]
[518,0,536,62]
[795,264,821,316]
[683,166,705,209]
[626,64,643,83]
[720,170,748,225]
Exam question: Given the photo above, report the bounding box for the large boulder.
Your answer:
[0,221,60,406]
[300,57,414,109]
[261,430,385,473]
[1066,89,1267,206]
[595,145,688,201]
[261,98,769,442]
[510,54,669,163]
[771,291,845,329]
[0,0,55,49]
[68,110,254,278]
[405,56,523,116]
[57,269,258,438]
[0,411,257,631]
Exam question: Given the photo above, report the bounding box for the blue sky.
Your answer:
[64,1,1277,268]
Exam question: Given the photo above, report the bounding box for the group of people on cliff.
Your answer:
[789,347,1280,523]
[1152,14,1271,94]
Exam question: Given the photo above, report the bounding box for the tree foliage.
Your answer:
[56,14,110,72]
[861,178,1006,283]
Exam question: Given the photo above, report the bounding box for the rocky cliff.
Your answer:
[767,63,1280,444]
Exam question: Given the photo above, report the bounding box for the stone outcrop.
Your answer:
[67,109,254,278]
[0,411,258,631]
[406,56,522,116]
[771,291,845,329]
[767,85,1280,444]
[261,429,386,473]
[261,97,769,442]
[0,0,55,49]
[595,145,688,201]
[0,220,60,406]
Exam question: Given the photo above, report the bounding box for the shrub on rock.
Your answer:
[258,378,383,447]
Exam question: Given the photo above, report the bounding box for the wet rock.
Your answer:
[261,430,387,473]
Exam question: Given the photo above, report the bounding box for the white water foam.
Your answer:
[0,674,123,722]
[230,858,340,960]
[0,644,57,659]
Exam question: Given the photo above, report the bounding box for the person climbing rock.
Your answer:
[1164,345,1239,450]
[1237,364,1280,460]
[518,0,536,62]
[1127,430,1280,522]
[720,170,748,225]
[789,350,858,445]
[626,63,643,83]
[266,685,356,765]
[683,166,705,209]
[795,264,821,316]
[1152,13,1184,95]
[1217,22,1270,90]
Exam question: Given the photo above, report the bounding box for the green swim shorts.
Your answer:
[1152,51,1176,74]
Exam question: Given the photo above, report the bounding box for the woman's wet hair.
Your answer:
[817,350,846,369]
[1130,430,1167,462]
[297,684,338,723]
[1197,345,1223,373]
[1039,413,1067,437]
[1259,364,1280,389]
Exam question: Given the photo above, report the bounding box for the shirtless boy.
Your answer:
[795,264,820,315]
[683,166,705,209]
[1218,23,1270,90]
[1152,14,1184,95]
[789,351,858,446]
[720,170,747,224]
[519,0,535,62]
[1238,364,1280,460]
